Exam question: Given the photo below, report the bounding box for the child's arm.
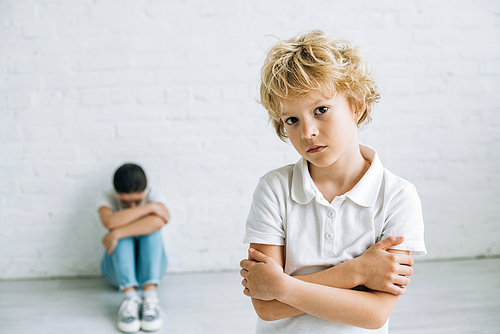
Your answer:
[242,247,409,329]
[102,215,165,254]
[241,237,413,322]
[99,203,169,230]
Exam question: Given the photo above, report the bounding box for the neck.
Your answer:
[309,144,370,202]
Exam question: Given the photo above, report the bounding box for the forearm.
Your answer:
[296,259,362,288]
[252,260,363,321]
[251,298,303,321]
[278,278,397,329]
[111,215,165,240]
[104,205,155,230]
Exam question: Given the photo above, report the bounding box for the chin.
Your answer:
[307,158,337,169]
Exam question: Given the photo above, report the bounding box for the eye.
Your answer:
[285,117,299,125]
[314,106,328,115]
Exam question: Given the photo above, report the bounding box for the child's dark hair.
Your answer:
[113,163,147,193]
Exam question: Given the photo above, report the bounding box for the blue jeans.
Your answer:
[101,231,168,291]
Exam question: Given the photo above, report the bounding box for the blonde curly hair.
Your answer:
[259,30,380,141]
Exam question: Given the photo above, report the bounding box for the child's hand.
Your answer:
[355,236,414,295]
[102,231,119,255]
[240,248,288,301]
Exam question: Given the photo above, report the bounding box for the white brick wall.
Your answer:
[1,0,499,279]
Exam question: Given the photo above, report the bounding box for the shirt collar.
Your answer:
[291,144,384,207]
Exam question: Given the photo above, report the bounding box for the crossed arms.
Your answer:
[98,203,170,254]
[240,236,413,330]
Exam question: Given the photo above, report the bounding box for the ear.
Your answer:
[353,102,366,124]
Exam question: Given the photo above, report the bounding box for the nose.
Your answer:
[129,203,136,208]
[301,119,318,139]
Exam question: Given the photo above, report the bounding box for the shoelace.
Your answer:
[120,297,141,320]
[142,298,159,319]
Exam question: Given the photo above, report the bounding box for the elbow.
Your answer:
[102,219,113,231]
[364,320,388,331]
[360,309,390,330]
[103,216,123,231]
[154,215,166,228]
[149,215,166,231]
[256,312,276,322]
[256,310,281,322]
[151,213,168,226]
[252,300,282,322]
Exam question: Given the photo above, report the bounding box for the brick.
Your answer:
[22,21,54,39]
[74,54,130,71]
[0,178,17,195]
[79,89,107,106]
[12,57,69,74]
[101,70,156,86]
[0,126,22,142]
[0,74,41,91]
[108,87,165,105]
[43,73,101,90]
[23,143,76,161]
[130,52,188,69]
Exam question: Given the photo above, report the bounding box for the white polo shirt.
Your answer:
[243,145,426,334]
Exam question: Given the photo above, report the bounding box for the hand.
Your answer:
[150,203,170,224]
[354,236,414,295]
[240,248,288,301]
[102,231,119,255]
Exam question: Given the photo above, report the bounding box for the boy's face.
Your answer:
[116,191,147,208]
[281,90,360,170]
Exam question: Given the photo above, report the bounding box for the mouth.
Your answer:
[307,145,326,154]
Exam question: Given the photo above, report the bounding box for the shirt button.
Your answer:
[325,232,333,239]
[327,211,335,218]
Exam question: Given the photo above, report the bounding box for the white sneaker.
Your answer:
[117,296,142,333]
[141,297,164,332]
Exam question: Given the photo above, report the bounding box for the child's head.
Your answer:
[113,163,147,208]
[259,30,380,141]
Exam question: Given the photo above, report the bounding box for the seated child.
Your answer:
[240,30,426,333]
[98,163,170,333]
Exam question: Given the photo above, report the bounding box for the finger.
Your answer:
[394,275,411,287]
[240,259,252,270]
[241,278,248,288]
[243,287,250,297]
[240,268,248,278]
[377,236,404,250]
[248,248,268,263]
[387,284,407,296]
[397,265,413,277]
[395,254,414,267]
[395,285,407,296]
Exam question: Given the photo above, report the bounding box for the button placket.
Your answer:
[323,208,336,255]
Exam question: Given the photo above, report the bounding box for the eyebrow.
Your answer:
[281,97,331,118]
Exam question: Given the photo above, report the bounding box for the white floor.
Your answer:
[1,258,499,334]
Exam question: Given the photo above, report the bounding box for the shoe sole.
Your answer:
[141,319,163,332]
[118,321,141,333]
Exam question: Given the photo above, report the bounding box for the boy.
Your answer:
[98,163,170,333]
[240,30,426,333]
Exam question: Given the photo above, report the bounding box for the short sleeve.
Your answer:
[146,188,168,208]
[97,190,120,212]
[380,184,427,256]
[243,177,285,246]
